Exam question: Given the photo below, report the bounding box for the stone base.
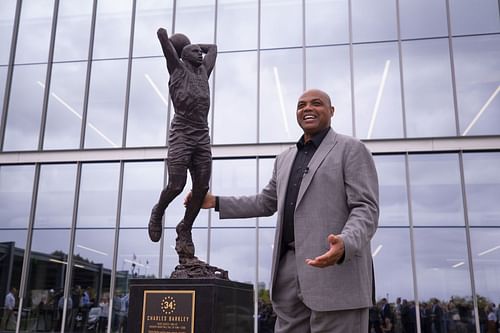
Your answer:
[128,278,254,333]
[170,258,229,280]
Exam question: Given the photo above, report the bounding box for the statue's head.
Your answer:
[181,44,203,67]
[169,33,191,58]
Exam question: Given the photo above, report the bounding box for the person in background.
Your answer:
[1,287,17,330]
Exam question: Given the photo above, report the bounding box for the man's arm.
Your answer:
[198,44,217,78]
[157,28,182,74]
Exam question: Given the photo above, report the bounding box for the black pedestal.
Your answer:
[128,278,254,333]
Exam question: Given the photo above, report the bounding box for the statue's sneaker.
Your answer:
[148,204,163,242]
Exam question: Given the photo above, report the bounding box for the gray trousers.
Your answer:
[273,250,369,333]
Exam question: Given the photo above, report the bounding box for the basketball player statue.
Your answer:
[149,28,227,279]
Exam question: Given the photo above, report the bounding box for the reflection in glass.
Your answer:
[126,58,169,147]
[372,229,414,301]
[213,51,257,144]
[43,61,87,150]
[26,229,70,332]
[211,159,257,227]
[402,39,456,137]
[34,164,76,228]
[120,162,164,228]
[133,0,173,57]
[92,0,132,60]
[52,1,93,62]
[0,0,16,65]
[399,0,447,39]
[413,228,473,308]
[0,66,6,122]
[3,64,47,151]
[14,0,54,64]
[469,229,500,305]
[306,45,352,136]
[76,163,120,228]
[408,154,464,227]
[374,155,409,227]
[260,48,303,143]
[261,0,302,49]
[210,228,255,283]
[84,59,127,148]
[463,152,500,227]
[174,0,215,44]
[257,227,275,291]
[217,0,258,51]
[257,158,277,228]
[453,35,500,136]
[116,229,160,279]
[353,42,403,139]
[0,165,35,228]
[351,0,397,43]
[162,228,207,277]
[305,0,348,46]
[449,0,500,36]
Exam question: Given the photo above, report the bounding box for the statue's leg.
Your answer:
[148,164,187,242]
[175,152,211,262]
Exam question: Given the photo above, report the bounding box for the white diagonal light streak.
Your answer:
[37,81,118,147]
[77,244,108,256]
[367,60,391,139]
[462,85,500,136]
[273,66,290,136]
[372,244,383,257]
[478,245,500,257]
[144,74,169,107]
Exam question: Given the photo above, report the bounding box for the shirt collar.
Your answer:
[296,127,330,149]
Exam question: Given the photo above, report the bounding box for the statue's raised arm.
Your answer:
[199,44,217,78]
[157,27,182,74]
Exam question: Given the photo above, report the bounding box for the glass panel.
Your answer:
[14,0,54,64]
[353,42,403,139]
[257,227,276,330]
[24,229,70,332]
[174,0,215,44]
[52,0,93,62]
[76,163,120,228]
[470,229,500,308]
[413,228,474,329]
[120,162,164,228]
[409,154,464,227]
[402,39,456,138]
[351,0,397,43]
[84,59,127,149]
[117,229,161,278]
[372,229,414,301]
[0,66,6,122]
[3,64,46,151]
[454,35,500,136]
[43,61,87,150]
[450,0,500,36]
[133,0,173,57]
[70,229,115,332]
[306,45,352,136]
[92,0,133,60]
[217,0,258,52]
[374,155,409,227]
[258,158,277,228]
[162,228,207,277]
[126,58,169,147]
[33,164,76,228]
[399,0,447,39]
[211,159,257,227]
[463,152,500,227]
[261,0,302,49]
[0,230,27,331]
[305,0,348,46]
[0,165,35,228]
[213,51,258,144]
[0,0,16,65]
[260,48,303,143]
[210,228,255,283]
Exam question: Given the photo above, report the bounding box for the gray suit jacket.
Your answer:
[219,128,379,311]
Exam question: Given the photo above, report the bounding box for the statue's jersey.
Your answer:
[169,64,210,127]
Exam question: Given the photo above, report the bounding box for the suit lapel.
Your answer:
[296,128,337,206]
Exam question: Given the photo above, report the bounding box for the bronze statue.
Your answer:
[149,28,227,279]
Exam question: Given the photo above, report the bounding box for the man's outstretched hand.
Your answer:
[305,234,345,268]
[184,191,216,209]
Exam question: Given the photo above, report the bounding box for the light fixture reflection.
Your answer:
[367,60,390,139]
[478,244,500,257]
[77,244,108,256]
[462,85,499,136]
[273,66,290,137]
[372,244,383,257]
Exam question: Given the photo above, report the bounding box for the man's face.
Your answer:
[296,90,334,137]
[181,45,203,67]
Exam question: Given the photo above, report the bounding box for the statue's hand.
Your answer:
[157,27,168,37]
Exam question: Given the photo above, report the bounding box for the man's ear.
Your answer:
[330,106,335,117]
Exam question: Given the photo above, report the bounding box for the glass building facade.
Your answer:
[0,0,499,332]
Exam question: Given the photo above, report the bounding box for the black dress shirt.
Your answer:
[281,127,330,254]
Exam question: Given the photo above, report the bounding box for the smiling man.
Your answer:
[188,89,379,332]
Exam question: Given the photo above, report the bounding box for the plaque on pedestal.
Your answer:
[128,278,254,333]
